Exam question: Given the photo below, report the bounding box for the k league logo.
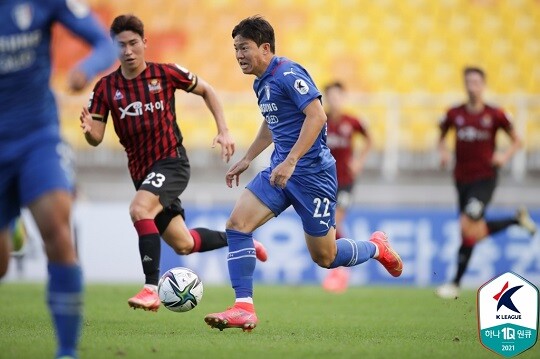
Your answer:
[478,272,538,357]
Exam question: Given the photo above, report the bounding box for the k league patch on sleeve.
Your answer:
[294,79,309,95]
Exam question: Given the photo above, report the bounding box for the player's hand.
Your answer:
[439,148,451,169]
[270,160,296,189]
[212,130,235,163]
[226,158,250,188]
[68,69,89,92]
[348,158,363,177]
[79,107,93,134]
[491,152,507,168]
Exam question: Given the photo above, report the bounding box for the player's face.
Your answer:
[464,72,485,101]
[115,31,146,73]
[325,87,345,114]
[233,35,267,77]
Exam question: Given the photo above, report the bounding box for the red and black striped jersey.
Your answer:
[88,62,197,181]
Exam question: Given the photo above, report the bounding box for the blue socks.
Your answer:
[329,238,376,268]
[226,229,256,299]
[47,263,83,359]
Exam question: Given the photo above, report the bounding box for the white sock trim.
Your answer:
[236,297,253,304]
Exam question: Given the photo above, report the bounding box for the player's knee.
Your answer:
[129,201,152,222]
[226,215,248,232]
[310,251,335,268]
[171,243,192,256]
[464,198,484,221]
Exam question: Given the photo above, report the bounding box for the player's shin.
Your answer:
[189,228,227,253]
[226,229,256,310]
[134,219,161,287]
[328,238,376,268]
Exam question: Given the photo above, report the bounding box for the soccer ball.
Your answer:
[157,267,203,312]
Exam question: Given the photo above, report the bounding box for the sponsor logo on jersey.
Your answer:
[119,100,164,119]
[457,126,490,142]
[114,90,123,100]
[148,79,162,94]
[294,79,309,95]
[265,115,279,125]
[259,102,278,113]
[119,101,143,119]
[12,3,33,31]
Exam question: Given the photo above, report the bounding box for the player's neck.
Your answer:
[327,109,342,121]
[121,62,147,80]
[466,100,484,113]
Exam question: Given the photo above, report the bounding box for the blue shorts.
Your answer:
[246,165,337,237]
[0,139,74,228]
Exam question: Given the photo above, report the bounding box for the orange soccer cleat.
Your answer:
[127,287,160,312]
[204,303,258,332]
[253,239,268,262]
[369,231,403,277]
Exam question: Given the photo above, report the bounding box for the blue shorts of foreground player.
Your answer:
[246,165,337,237]
[0,138,74,228]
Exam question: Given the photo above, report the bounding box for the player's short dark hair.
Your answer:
[324,81,345,93]
[110,14,144,39]
[232,15,275,53]
[463,66,486,81]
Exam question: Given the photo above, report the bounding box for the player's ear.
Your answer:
[143,38,148,48]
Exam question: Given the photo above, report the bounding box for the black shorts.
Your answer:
[455,177,497,220]
[134,156,190,233]
[336,184,354,208]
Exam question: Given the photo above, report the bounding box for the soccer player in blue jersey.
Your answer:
[0,1,115,358]
[204,16,403,332]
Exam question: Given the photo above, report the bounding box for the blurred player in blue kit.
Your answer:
[0,0,115,358]
[204,16,403,332]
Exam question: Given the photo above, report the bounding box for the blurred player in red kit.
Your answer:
[437,67,536,299]
[321,81,372,293]
[80,14,267,312]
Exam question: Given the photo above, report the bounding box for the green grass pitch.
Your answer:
[0,284,538,359]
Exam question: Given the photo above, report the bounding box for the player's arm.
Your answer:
[351,122,372,176]
[190,77,235,163]
[492,125,523,168]
[270,99,327,188]
[55,0,116,91]
[438,113,452,168]
[226,121,273,188]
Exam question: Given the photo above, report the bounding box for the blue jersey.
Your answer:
[0,0,115,159]
[254,56,335,174]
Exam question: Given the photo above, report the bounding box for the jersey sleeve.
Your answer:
[164,64,198,92]
[496,108,514,133]
[352,116,369,136]
[53,0,116,81]
[276,64,321,112]
[439,110,453,134]
[88,78,109,123]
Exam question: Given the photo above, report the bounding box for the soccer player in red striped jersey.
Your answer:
[321,81,372,293]
[436,67,536,299]
[80,14,267,311]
